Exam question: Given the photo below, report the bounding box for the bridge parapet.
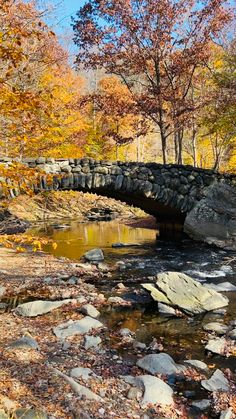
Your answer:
[0,157,235,222]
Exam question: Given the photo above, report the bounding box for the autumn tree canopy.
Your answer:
[73,0,234,164]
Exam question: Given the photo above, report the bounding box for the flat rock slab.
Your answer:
[183,359,208,371]
[124,375,174,407]
[137,353,186,376]
[8,336,39,350]
[205,282,236,292]
[51,367,103,401]
[201,369,230,392]
[203,322,229,335]
[53,316,104,340]
[205,337,227,355]
[15,299,73,317]
[142,272,228,315]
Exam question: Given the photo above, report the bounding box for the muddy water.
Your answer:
[28,219,236,375]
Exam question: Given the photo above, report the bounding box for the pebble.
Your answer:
[84,335,102,350]
[228,329,236,340]
[192,399,211,410]
[80,304,100,318]
[127,387,142,400]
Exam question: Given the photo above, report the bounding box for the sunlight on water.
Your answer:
[28,220,157,261]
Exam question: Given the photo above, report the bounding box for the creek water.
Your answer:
[28,219,236,381]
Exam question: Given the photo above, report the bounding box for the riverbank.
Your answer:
[0,244,235,418]
[7,191,147,224]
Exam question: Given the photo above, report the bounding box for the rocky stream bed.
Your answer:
[0,207,236,418]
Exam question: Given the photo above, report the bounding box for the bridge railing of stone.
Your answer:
[0,157,235,215]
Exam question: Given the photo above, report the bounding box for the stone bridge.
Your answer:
[0,157,236,248]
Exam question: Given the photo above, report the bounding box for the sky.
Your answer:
[35,0,86,59]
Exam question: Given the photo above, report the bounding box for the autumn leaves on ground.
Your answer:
[0,0,236,418]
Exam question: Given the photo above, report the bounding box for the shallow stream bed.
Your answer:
[28,219,236,376]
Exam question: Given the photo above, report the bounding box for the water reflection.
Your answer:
[28,220,157,261]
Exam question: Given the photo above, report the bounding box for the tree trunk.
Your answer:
[177,129,183,164]
[160,129,167,164]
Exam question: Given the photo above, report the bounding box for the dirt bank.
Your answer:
[7,191,147,223]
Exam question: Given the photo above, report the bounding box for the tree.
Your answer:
[0,0,85,158]
[73,0,233,164]
[198,40,236,171]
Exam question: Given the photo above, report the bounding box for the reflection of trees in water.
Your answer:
[28,220,156,260]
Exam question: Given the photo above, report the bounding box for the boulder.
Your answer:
[83,248,104,262]
[201,369,229,392]
[15,299,73,317]
[184,181,236,251]
[137,353,186,376]
[124,375,174,407]
[142,272,228,315]
[53,316,104,340]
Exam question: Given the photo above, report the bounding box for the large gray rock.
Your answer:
[83,248,104,262]
[137,353,186,376]
[53,316,104,340]
[201,369,230,392]
[124,375,174,406]
[184,181,236,251]
[142,272,228,315]
[15,299,73,317]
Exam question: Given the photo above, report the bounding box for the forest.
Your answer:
[0,0,235,171]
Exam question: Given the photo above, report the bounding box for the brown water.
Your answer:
[28,219,236,379]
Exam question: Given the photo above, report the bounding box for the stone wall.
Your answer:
[0,157,235,223]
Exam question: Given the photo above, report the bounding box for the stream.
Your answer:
[28,219,236,381]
